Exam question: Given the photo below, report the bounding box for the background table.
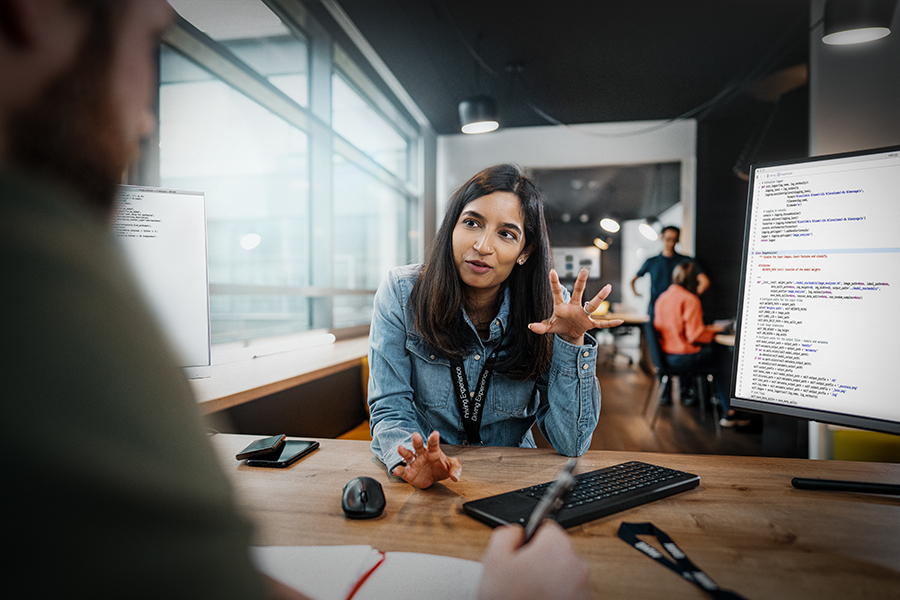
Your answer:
[212,434,900,599]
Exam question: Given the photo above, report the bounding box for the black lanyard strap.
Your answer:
[617,522,748,600]
[449,350,497,445]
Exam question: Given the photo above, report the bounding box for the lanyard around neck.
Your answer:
[617,522,747,600]
[449,350,497,446]
[448,322,504,446]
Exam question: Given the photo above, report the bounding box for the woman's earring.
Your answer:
[517,257,525,265]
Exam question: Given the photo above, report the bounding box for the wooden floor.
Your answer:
[535,333,765,457]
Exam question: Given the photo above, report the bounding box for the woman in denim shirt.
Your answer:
[368,164,623,488]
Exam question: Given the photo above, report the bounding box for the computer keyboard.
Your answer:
[462,461,700,529]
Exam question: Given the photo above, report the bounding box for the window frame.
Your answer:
[140,3,425,347]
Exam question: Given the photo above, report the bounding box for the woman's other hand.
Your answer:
[393,430,462,489]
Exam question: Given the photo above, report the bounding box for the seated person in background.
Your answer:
[367,164,623,489]
[653,262,749,427]
[631,225,709,403]
[1,1,589,598]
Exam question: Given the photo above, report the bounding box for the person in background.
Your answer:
[632,225,710,404]
[653,262,748,427]
[368,164,623,489]
[631,225,710,314]
[0,1,590,598]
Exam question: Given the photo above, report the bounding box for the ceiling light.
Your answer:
[823,0,896,45]
[593,237,609,250]
[639,222,659,241]
[600,217,620,233]
[459,95,499,134]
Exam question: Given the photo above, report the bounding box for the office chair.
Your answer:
[604,324,635,366]
[642,321,721,434]
[337,356,372,441]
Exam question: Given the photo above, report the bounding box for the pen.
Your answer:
[791,477,900,495]
[522,458,578,543]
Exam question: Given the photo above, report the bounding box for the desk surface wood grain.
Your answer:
[211,434,900,599]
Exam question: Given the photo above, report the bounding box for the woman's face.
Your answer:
[452,191,529,301]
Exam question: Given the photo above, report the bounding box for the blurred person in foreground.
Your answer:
[0,1,590,597]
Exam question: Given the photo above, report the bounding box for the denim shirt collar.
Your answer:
[461,286,511,347]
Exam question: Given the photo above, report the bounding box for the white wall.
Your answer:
[436,119,698,249]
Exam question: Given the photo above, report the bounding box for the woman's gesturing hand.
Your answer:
[393,430,462,489]
[528,267,624,345]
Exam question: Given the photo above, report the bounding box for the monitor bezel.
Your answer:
[730,144,900,436]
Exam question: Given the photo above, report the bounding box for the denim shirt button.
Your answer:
[474,354,481,361]
[429,354,435,360]
[582,351,589,358]
[582,363,589,370]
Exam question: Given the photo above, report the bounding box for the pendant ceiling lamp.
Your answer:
[822,0,896,45]
[459,95,499,134]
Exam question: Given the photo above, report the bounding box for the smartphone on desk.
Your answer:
[245,440,320,468]
[235,434,286,461]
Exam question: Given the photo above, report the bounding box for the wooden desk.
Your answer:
[211,434,900,599]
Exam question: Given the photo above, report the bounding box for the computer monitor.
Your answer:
[731,145,900,437]
[113,185,211,378]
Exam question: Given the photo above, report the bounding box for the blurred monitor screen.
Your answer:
[114,185,210,375]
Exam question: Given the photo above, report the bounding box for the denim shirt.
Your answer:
[368,264,601,472]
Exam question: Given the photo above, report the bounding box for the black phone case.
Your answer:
[246,440,319,468]
[235,434,286,461]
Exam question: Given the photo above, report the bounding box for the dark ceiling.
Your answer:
[334,0,812,135]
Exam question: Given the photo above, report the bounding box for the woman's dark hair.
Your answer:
[672,261,699,295]
[410,164,554,380]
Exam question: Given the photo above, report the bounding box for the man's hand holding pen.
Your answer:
[477,459,590,600]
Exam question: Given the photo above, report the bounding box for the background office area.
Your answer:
[140,1,900,462]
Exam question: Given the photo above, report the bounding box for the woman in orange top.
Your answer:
[653,262,747,427]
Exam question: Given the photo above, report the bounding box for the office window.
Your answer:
[159,47,311,341]
[331,156,417,327]
[224,35,309,108]
[156,0,420,345]
[332,72,410,181]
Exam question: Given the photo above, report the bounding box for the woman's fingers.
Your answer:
[426,430,441,453]
[587,283,612,306]
[548,269,567,305]
[447,456,462,482]
[397,444,415,462]
[394,432,461,487]
[527,316,557,335]
[570,268,589,305]
[590,318,624,330]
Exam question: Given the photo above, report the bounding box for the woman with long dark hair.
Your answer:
[367,164,623,488]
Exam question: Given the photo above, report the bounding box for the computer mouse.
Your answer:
[342,476,386,519]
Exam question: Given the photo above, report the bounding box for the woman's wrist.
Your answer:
[558,332,585,346]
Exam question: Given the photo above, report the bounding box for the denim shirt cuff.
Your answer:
[553,332,598,377]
